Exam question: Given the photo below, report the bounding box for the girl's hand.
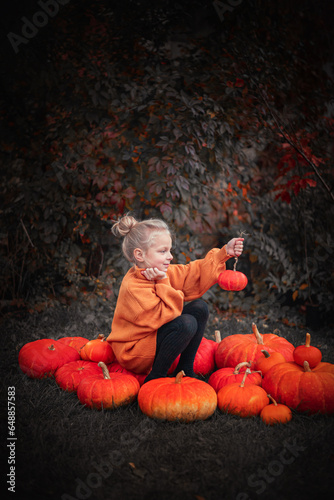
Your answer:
[141,267,167,281]
[226,238,244,257]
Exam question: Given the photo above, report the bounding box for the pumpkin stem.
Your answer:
[233,257,238,272]
[305,332,311,347]
[175,371,185,384]
[97,334,106,341]
[303,361,312,372]
[98,361,111,379]
[214,330,221,343]
[48,344,56,351]
[233,361,252,374]
[252,323,264,345]
[267,394,278,406]
[261,350,270,358]
[239,368,251,388]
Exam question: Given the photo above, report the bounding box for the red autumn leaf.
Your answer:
[235,78,245,87]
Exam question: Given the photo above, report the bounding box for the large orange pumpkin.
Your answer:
[77,362,139,410]
[262,360,334,414]
[208,362,262,393]
[217,370,269,417]
[18,339,80,378]
[80,334,115,364]
[138,371,217,422]
[215,323,294,368]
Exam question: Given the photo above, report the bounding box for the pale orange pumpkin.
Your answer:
[138,371,217,422]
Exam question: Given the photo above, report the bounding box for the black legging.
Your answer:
[143,299,209,383]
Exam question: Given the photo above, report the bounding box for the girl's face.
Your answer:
[140,232,173,271]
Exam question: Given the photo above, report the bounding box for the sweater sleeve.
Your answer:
[168,245,231,301]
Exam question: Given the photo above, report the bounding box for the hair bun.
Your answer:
[111,215,138,238]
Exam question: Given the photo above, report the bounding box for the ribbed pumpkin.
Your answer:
[77,362,140,410]
[80,334,115,364]
[18,339,80,378]
[55,360,102,392]
[254,350,286,377]
[262,361,334,415]
[293,332,322,368]
[217,369,269,417]
[218,270,248,291]
[260,395,292,425]
[215,323,294,368]
[58,336,89,354]
[217,256,248,291]
[138,371,217,422]
[208,362,262,393]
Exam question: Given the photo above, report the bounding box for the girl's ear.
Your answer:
[133,248,145,263]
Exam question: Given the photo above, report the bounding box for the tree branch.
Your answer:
[260,91,334,203]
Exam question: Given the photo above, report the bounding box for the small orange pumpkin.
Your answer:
[254,349,286,377]
[293,332,322,368]
[217,369,269,417]
[80,334,115,364]
[260,394,292,425]
[217,257,248,291]
[77,362,140,410]
[138,371,217,422]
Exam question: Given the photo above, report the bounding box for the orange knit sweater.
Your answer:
[107,245,231,373]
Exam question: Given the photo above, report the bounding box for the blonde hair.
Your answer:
[111,215,172,264]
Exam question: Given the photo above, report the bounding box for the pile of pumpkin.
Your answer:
[18,323,334,424]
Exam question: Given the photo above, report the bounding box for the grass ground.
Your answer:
[2,303,334,500]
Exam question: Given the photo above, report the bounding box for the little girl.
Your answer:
[107,215,244,383]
